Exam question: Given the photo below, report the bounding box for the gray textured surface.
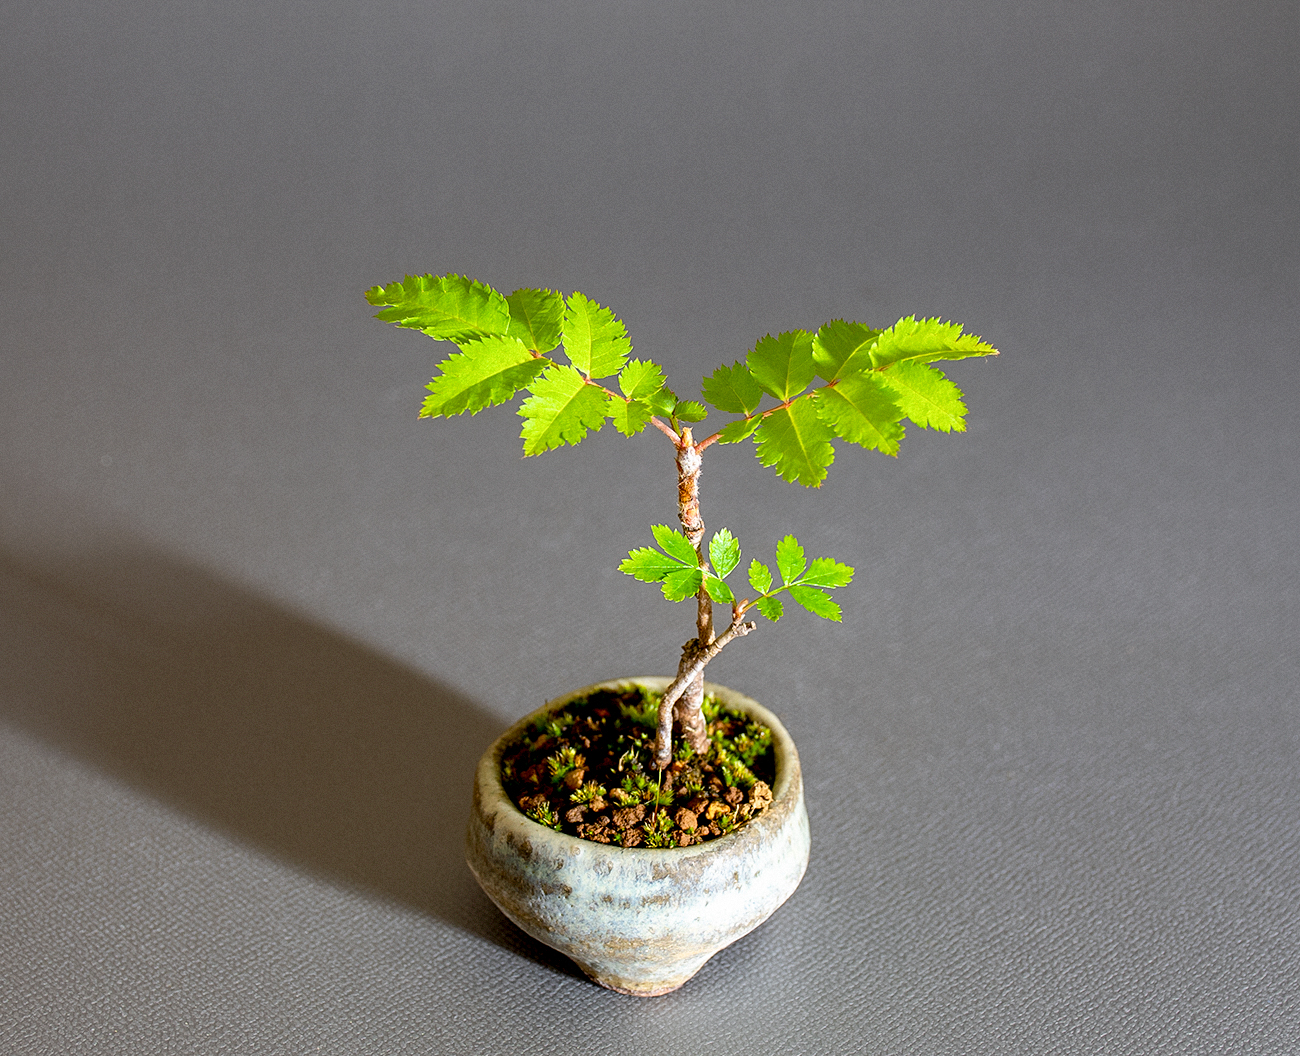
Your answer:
[2,2,1298,1053]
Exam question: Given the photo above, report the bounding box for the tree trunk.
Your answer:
[667,430,712,758]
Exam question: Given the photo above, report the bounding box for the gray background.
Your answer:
[2,2,1297,1053]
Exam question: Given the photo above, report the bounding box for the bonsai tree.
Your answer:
[366,274,997,770]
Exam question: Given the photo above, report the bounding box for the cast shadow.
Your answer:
[0,536,583,980]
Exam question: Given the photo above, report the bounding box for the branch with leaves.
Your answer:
[366,273,998,767]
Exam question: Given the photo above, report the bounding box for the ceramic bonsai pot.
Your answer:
[464,676,810,996]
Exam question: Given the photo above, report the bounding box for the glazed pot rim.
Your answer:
[477,675,803,861]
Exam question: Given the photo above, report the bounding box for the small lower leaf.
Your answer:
[652,524,700,566]
[755,595,783,621]
[607,394,653,436]
[662,567,704,602]
[703,575,735,604]
[717,417,762,444]
[788,585,842,621]
[675,400,708,423]
[620,547,681,583]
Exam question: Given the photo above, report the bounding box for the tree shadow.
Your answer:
[0,535,583,980]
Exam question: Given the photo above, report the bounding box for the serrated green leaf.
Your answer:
[367,274,511,343]
[518,364,608,455]
[662,567,704,602]
[775,535,806,584]
[619,547,681,583]
[755,595,783,621]
[801,557,855,589]
[814,373,905,455]
[703,575,735,604]
[645,387,678,417]
[651,524,699,566]
[748,559,773,595]
[870,316,998,369]
[505,288,564,352]
[606,394,654,437]
[747,330,817,401]
[717,416,762,444]
[562,291,632,378]
[812,320,882,382]
[709,529,740,578]
[788,585,842,621]
[753,396,836,487]
[420,335,547,418]
[878,362,968,432]
[675,400,708,423]
[618,359,667,401]
[702,361,764,415]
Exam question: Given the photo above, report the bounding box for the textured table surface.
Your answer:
[3,2,1298,1053]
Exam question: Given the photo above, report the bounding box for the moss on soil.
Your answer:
[500,685,777,848]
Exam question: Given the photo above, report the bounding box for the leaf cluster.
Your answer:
[701,317,998,486]
[619,526,854,622]
[366,274,695,456]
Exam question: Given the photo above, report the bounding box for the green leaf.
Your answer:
[788,585,842,621]
[814,373,905,455]
[747,330,817,401]
[801,557,855,589]
[748,559,773,595]
[420,335,547,418]
[505,288,564,353]
[878,362,968,432]
[562,291,632,378]
[753,395,836,487]
[662,567,704,602]
[518,365,609,454]
[675,400,708,423]
[775,535,806,584]
[367,274,511,343]
[645,387,678,417]
[870,316,998,369]
[651,524,699,566]
[754,595,783,622]
[703,575,735,604]
[812,320,882,382]
[716,416,762,444]
[618,359,667,401]
[702,362,764,415]
[606,395,653,437]
[619,547,681,583]
[709,528,740,578]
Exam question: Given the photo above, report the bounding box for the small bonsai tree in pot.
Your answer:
[366,273,997,994]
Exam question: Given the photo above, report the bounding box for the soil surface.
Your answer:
[500,685,777,848]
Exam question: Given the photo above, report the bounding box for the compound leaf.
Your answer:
[563,291,632,378]
[505,287,564,352]
[518,364,608,454]
[620,547,681,583]
[716,416,762,444]
[703,575,735,604]
[421,335,547,418]
[814,373,905,455]
[702,361,764,415]
[619,359,667,401]
[748,559,773,595]
[879,361,967,432]
[747,330,817,401]
[754,595,783,622]
[870,316,998,369]
[788,585,842,621]
[709,528,741,578]
[662,566,705,602]
[367,274,510,343]
[775,534,806,585]
[812,320,882,382]
[651,524,699,566]
[606,394,654,437]
[802,557,855,589]
[754,395,836,487]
